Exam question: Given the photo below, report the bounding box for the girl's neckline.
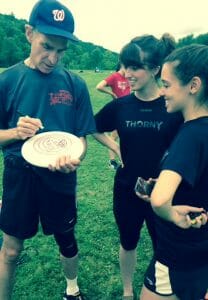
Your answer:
[133,93,163,103]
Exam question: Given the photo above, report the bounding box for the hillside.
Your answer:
[1,13,208,70]
[0,13,119,70]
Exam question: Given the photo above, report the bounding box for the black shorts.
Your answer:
[0,156,77,239]
[144,258,208,300]
[113,178,157,250]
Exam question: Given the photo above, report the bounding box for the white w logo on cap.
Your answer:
[52,9,65,21]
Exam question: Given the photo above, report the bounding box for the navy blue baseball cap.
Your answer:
[29,0,78,41]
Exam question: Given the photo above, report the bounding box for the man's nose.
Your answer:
[48,52,58,64]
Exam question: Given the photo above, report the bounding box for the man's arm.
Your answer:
[79,136,87,161]
[0,116,43,147]
[0,128,20,147]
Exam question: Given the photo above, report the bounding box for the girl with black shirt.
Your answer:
[94,34,182,299]
[140,45,208,300]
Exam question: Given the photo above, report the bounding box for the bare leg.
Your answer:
[0,233,24,300]
[120,245,136,297]
[140,285,179,300]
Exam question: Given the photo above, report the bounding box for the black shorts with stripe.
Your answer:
[144,258,208,300]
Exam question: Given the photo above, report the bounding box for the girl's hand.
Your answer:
[172,205,207,229]
[135,177,157,202]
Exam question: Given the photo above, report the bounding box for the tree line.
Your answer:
[1,13,208,70]
[0,13,119,70]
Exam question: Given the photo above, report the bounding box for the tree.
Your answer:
[0,13,119,70]
[177,33,208,47]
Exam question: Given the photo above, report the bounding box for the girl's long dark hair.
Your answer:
[120,33,176,78]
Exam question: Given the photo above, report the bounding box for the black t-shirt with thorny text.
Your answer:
[95,93,183,188]
[155,117,208,270]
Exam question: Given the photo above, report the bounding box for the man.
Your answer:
[0,1,96,299]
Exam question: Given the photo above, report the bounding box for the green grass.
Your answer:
[0,69,152,300]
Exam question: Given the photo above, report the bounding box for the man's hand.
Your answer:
[16,116,43,140]
[48,155,80,173]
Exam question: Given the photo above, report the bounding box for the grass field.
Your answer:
[0,70,152,300]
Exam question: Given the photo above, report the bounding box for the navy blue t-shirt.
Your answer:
[95,94,183,187]
[0,62,96,193]
[0,62,96,156]
[155,117,208,270]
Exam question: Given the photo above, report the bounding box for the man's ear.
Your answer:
[25,24,34,43]
[190,76,201,94]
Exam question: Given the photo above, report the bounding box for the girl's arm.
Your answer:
[151,170,207,228]
[92,132,123,165]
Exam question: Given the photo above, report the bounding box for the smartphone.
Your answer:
[189,210,206,220]
[135,177,155,196]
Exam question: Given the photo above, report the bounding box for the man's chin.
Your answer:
[39,67,54,74]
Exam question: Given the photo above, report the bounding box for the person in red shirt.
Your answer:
[96,63,130,169]
[96,63,130,99]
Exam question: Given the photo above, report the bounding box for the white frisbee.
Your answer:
[21,131,84,167]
